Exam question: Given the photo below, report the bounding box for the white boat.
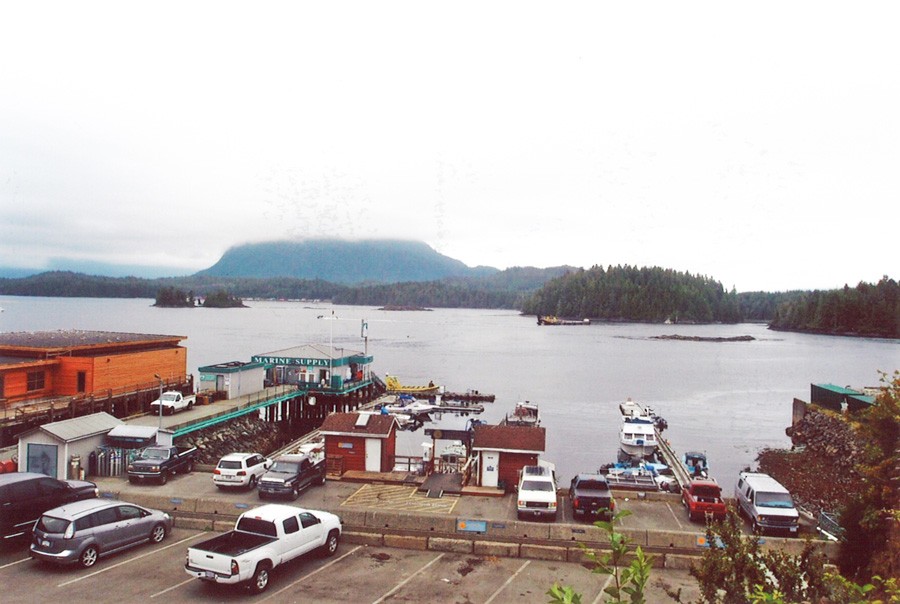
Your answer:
[502,400,540,427]
[619,419,658,457]
[619,398,668,431]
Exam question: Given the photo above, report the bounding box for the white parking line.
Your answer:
[484,559,530,604]
[150,577,195,598]
[0,557,31,570]
[665,502,684,530]
[57,533,204,587]
[259,546,362,603]
[589,575,615,604]
[370,553,445,604]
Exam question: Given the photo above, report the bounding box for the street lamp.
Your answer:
[153,374,163,432]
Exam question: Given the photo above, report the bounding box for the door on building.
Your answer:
[364,438,381,472]
[481,451,499,488]
[77,372,86,393]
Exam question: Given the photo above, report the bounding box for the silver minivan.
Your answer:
[30,498,171,568]
[734,471,799,535]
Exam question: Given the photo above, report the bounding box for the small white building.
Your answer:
[17,412,123,479]
[198,360,266,400]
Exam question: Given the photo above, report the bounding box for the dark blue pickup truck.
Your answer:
[127,445,198,485]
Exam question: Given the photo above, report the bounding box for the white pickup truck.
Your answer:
[149,391,196,415]
[184,504,341,594]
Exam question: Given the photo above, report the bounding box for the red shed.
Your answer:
[471,424,546,491]
[319,412,398,475]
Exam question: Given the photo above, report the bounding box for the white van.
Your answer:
[734,471,799,535]
[516,463,558,520]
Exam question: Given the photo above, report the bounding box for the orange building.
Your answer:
[0,330,188,405]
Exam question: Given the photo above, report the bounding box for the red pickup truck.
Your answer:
[682,479,728,522]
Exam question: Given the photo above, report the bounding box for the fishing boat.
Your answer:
[619,398,668,431]
[619,418,658,458]
[502,400,541,427]
[683,451,709,478]
[537,315,591,326]
[384,375,440,395]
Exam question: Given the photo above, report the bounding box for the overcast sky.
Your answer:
[1,2,898,292]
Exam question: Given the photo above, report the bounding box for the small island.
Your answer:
[651,334,755,342]
[377,305,432,311]
[154,287,246,308]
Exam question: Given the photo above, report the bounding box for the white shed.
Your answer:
[17,412,123,480]
[198,360,266,400]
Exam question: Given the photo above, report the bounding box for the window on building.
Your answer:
[27,370,46,392]
[0,374,4,398]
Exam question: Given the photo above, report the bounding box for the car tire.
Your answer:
[128,477,137,484]
[291,485,300,501]
[150,523,167,544]
[79,545,99,568]
[159,472,168,485]
[184,460,194,474]
[318,472,326,486]
[258,491,268,500]
[320,530,340,557]
[248,475,257,490]
[247,562,271,594]
[187,401,194,411]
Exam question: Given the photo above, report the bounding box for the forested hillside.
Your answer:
[769,276,900,338]
[521,265,742,324]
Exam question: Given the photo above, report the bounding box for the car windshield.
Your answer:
[36,515,70,534]
[521,480,554,492]
[693,486,721,498]
[141,448,170,460]
[271,461,300,473]
[756,491,794,508]
[161,393,178,402]
[218,460,243,470]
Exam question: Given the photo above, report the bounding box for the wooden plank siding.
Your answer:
[499,451,539,491]
[1,347,186,402]
[324,436,367,473]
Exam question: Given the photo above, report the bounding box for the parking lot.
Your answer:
[1,526,701,604]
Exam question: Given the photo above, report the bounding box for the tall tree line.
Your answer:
[770,276,900,338]
[521,265,742,323]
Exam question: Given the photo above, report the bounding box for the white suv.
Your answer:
[516,464,558,520]
[213,452,271,490]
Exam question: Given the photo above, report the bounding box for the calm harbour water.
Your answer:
[2,295,898,486]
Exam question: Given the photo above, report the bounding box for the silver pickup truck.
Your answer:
[184,504,341,594]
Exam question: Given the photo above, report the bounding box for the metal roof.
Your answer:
[35,412,123,442]
[0,330,184,350]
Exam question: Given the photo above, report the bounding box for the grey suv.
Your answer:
[30,498,171,567]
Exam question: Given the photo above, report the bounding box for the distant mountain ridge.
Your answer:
[195,239,500,283]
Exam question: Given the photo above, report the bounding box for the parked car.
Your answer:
[127,445,198,485]
[214,453,272,490]
[185,503,341,593]
[568,473,615,519]
[0,472,98,542]
[682,478,727,522]
[516,464,558,520]
[734,471,799,535]
[30,498,171,567]
[258,453,326,500]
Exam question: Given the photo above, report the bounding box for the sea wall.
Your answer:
[177,415,286,465]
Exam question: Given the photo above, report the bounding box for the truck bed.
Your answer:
[193,530,275,557]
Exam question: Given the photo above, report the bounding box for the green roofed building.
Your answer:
[810,383,877,413]
[251,345,373,394]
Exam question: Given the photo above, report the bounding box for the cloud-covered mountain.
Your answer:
[195,239,500,283]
